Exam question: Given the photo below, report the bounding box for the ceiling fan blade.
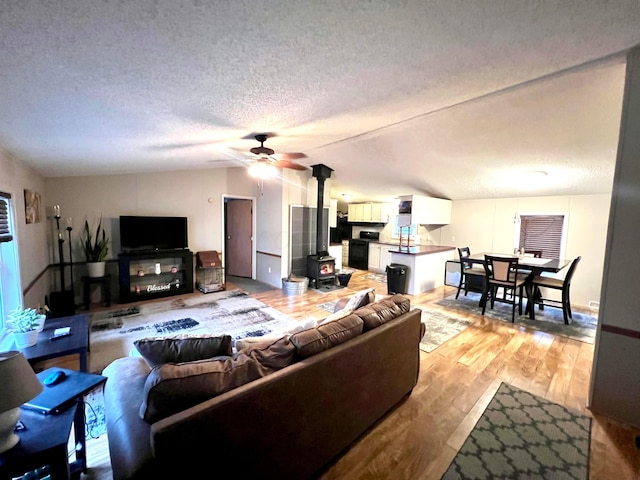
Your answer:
[274,160,308,171]
[272,152,308,161]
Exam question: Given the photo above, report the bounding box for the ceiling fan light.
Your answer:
[248,161,278,179]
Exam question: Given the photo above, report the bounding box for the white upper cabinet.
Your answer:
[347,203,390,223]
[397,195,451,226]
[330,198,338,228]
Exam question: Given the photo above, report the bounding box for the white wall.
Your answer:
[0,148,49,309]
[442,194,610,308]
[589,47,640,427]
[45,167,257,293]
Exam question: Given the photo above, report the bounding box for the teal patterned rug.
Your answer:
[418,307,473,353]
[437,292,597,344]
[442,383,591,479]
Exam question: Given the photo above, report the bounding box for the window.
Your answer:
[518,214,565,259]
[1,192,21,334]
[391,215,417,239]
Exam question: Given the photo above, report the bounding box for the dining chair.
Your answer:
[531,256,581,324]
[482,255,528,322]
[455,247,486,300]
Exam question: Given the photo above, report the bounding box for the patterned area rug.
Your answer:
[442,383,591,479]
[89,289,298,373]
[418,307,473,353]
[365,272,387,282]
[318,300,338,313]
[437,292,597,344]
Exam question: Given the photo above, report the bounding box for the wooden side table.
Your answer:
[0,368,107,480]
[82,274,111,310]
[21,314,90,372]
[0,403,77,480]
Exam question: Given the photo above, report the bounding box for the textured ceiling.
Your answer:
[0,1,639,202]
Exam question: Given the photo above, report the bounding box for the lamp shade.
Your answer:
[0,351,43,412]
[0,351,42,453]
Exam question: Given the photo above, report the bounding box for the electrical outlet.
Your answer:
[451,236,456,242]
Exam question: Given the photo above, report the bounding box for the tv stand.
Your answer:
[118,249,194,303]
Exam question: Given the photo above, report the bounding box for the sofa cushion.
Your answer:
[134,334,233,368]
[140,335,295,423]
[354,294,411,331]
[234,317,319,351]
[290,314,363,359]
[342,288,376,311]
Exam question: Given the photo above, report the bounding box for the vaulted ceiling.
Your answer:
[1,1,639,202]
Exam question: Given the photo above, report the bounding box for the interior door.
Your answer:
[225,199,252,277]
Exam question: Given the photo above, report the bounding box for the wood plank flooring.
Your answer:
[77,271,640,479]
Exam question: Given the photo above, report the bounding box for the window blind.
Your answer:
[519,215,564,259]
[0,192,13,243]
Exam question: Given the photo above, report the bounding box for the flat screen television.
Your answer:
[119,215,188,252]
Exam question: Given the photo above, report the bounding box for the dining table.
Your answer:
[465,252,572,320]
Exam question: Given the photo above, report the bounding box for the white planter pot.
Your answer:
[35,314,46,333]
[13,330,39,349]
[87,261,106,278]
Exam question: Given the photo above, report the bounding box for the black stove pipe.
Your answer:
[311,164,334,255]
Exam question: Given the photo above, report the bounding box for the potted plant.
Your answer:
[8,306,45,348]
[82,216,110,278]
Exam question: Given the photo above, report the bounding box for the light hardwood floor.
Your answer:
[77,271,640,480]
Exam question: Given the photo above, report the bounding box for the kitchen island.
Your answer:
[388,245,455,295]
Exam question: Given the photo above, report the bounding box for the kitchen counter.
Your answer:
[388,246,455,295]
[387,245,455,256]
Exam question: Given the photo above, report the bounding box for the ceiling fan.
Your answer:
[246,134,308,171]
[207,133,308,179]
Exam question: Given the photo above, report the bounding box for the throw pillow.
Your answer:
[290,313,363,359]
[134,334,233,368]
[354,294,411,331]
[140,335,296,423]
[342,288,375,311]
[319,307,356,325]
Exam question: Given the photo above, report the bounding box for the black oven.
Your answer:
[348,231,380,270]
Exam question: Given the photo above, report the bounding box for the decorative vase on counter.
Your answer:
[87,261,106,278]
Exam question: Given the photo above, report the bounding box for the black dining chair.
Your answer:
[531,256,581,324]
[482,255,528,323]
[455,247,486,300]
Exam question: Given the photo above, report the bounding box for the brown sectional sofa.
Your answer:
[102,293,423,480]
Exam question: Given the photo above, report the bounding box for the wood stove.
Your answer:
[307,252,336,288]
[306,164,336,288]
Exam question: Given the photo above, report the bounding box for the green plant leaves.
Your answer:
[83,216,110,262]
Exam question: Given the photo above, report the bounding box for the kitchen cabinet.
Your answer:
[347,203,390,223]
[330,199,338,228]
[342,240,349,267]
[368,243,395,273]
[397,195,451,226]
[380,245,393,271]
[368,243,381,271]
